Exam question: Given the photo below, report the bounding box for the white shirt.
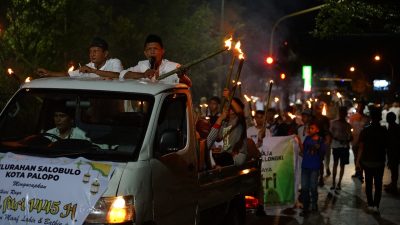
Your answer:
[46,127,89,142]
[247,126,271,151]
[297,124,309,144]
[330,119,352,148]
[119,59,180,84]
[68,58,123,78]
[349,113,369,146]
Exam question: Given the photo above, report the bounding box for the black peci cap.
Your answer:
[144,34,163,48]
[90,37,109,51]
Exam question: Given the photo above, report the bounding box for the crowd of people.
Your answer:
[196,95,400,217]
[35,34,399,218]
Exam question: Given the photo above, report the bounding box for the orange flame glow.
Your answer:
[25,77,31,83]
[224,37,233,50]
[244,94,251,102]
[235,41,245,59]
[287,112,297,119]
[7,68,14,75]
[68,66,75,72]
[322,104,327,116]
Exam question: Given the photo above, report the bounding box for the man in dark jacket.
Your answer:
[385,112,400,193]
[356,106,388,214]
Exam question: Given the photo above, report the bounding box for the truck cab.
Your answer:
[0,77,260,225]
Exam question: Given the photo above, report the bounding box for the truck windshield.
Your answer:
[0,88,154,162]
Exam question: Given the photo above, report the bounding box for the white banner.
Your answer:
[0,152,115,225]
[261,135,300,206]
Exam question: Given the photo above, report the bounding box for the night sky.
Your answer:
[208,0,400,96]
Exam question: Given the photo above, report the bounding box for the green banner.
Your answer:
[261,136,298,206]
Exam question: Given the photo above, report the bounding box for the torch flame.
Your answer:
[244,94,251,102]
[336,92,342,98]
[7,68,14,75]
[287,112,296,119]
[251,96,259,103]
[25,77,31,83]
[68,65,75,72]
[306,100,312,109]
[224,37,233,50]
[322,104,327,116]
[235,41,245,59]
[237,81,242,86]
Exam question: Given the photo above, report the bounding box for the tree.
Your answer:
[0,0,223,108]
[313,0,400,38]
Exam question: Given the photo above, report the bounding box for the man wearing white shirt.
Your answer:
[119,34,192,86]
[37,37,122,78]
[247,110,271,151]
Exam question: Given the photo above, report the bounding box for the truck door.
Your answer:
[150,93,197,225]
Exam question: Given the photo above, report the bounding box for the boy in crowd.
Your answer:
[300,121,327,216]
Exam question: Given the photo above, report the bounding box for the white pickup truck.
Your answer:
[0,77,260,225]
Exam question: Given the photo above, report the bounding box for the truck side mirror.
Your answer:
[159,129,182,154]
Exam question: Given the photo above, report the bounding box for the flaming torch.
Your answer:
[237,81,242,98]
[157,37,233,81]
[322,104,327,116]
[226,44,245,110]
[262,80,274,128]
[225,39,242,89]
[336,92,343,106]
[68,65,75,72]
[244,94,253,118]
[7,68,22,84]
[24,77,32,83]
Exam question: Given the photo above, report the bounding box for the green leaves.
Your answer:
[0,0,223,106]
[313,0,400,38]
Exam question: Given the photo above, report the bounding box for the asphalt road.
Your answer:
[245,155,400,225]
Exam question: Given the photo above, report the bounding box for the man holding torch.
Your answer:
[119,34,192,87]
[37,37,122,78]
[206,89,247,167]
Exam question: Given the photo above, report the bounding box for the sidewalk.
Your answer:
[255,153,400,225]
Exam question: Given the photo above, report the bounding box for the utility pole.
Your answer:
[269,4,326,56]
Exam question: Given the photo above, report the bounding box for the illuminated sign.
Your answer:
[302,65,312,92]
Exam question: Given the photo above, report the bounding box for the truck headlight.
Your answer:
[85,195,135,224]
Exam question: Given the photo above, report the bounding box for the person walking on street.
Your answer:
[356,106,388,214]
[330,107,353,191]
[349,102,370,182]
[384,112,400,194]
[314,103,331,186]
[300,121,327,216]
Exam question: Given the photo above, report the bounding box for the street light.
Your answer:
[349,66,355,72]
[373,54,394,82]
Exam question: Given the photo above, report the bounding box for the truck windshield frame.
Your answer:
[0,88,154,162]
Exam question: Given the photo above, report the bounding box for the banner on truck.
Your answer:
[0,152,115,225]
